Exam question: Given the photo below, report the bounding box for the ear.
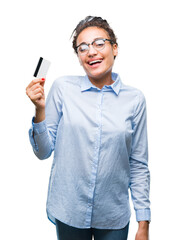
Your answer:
[113,44,118,57]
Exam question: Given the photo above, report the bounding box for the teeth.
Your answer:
[89,60,102,65]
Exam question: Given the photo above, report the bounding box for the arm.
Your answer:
[27,78,63,160]
[135,221,149,240]
[129,92,151,239]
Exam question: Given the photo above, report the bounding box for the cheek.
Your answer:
[78,56,84,66]
[105,54,114,66]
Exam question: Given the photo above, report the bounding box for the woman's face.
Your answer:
[76,27,118,81]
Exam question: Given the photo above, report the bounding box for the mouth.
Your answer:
[87,59,103,68]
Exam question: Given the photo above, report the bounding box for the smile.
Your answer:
[87,59,103,67]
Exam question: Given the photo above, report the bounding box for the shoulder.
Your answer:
[47,75,84,101]
[53,75,84,88]
[120,81,146,104]
[118,80,147,117]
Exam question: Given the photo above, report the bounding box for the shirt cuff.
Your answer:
[135,208,151,222]
[32,117,47,135]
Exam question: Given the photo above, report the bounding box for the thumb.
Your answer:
[40,78,46,87]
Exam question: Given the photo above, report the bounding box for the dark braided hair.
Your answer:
[71,16,118,55]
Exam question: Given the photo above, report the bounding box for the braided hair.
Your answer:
[71,16,118,55]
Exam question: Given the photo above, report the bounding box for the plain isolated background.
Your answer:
[0,0,177,239]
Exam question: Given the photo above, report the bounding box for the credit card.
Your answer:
[33,57,51,78]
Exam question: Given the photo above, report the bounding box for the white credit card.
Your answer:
[33,57,51,78]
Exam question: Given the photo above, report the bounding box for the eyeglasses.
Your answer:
[76,38,113,55]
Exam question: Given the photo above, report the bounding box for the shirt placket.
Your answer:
[85,89,104,227]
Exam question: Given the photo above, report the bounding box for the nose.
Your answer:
[87,44,97,56]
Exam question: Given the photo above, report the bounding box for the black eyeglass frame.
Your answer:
[76,38,114,54]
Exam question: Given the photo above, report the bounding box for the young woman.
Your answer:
[26,16,151,240]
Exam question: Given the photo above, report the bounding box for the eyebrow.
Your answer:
[77,37,105,47]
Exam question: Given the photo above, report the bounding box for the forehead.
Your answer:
[77,27,109,45]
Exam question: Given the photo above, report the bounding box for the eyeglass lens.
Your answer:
[78,39,106,55]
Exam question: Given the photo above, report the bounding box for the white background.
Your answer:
[0,0,177,239]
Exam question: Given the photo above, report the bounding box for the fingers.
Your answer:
[31,92,45,102]
[26,78,44,94]
[30,82,44,93]
[32,86,44,96]
[26,78,45,105]
[26,78,45,89]
[26,85,44,99]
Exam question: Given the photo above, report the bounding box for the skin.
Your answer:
[76,26,118,89]
[136,221,149,240]
[26,26,150,239]
[26,78,45,123]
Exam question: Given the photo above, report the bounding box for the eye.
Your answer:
[94,39,105,48]
[78,44,88,53]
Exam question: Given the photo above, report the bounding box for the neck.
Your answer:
[88,71,114,89]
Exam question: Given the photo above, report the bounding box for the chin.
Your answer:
[86,67,112,80]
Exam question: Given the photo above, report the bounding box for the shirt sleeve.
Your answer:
[129,91,151,222]
[28,78,63,160]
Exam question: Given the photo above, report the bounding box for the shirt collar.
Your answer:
[80,72,122,96]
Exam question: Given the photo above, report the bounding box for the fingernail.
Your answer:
[42,78,45,81]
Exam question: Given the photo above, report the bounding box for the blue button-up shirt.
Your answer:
[29,72,151,229]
